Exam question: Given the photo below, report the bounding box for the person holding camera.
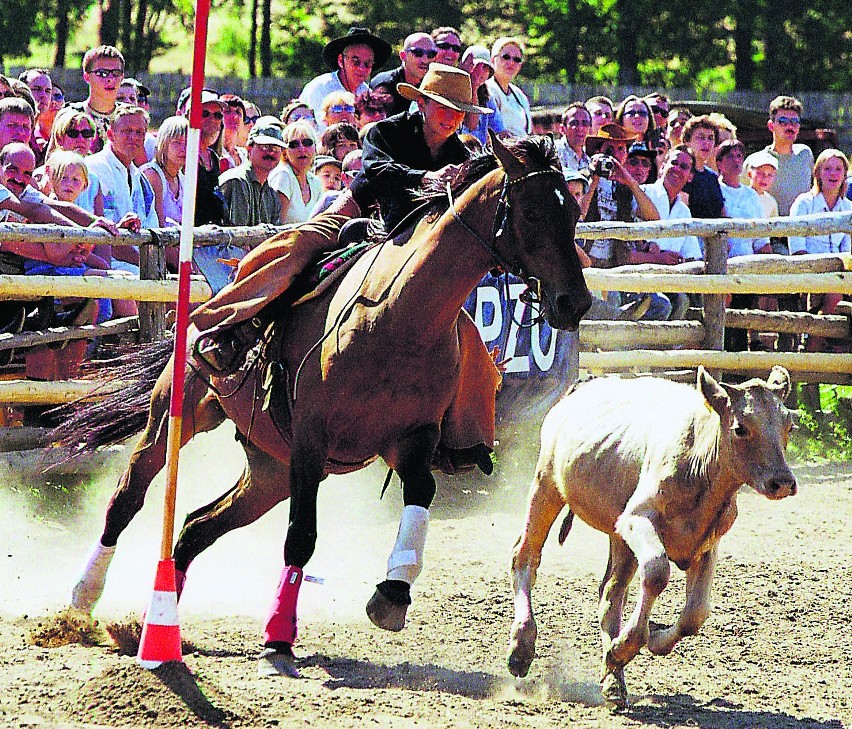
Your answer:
[580,123,659,268]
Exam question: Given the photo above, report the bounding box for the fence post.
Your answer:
[138,240,167,342]
[702,233,727,351]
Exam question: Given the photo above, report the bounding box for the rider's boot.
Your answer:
[193,316,267,376]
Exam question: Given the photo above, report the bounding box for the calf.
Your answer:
[507,367,796,707]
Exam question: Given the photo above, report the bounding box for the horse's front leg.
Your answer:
[71,370,221,613]
[367,423,440,632]
[260,422,327,677]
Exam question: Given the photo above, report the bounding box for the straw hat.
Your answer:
[585,122,638,153]
[398,63,493,115]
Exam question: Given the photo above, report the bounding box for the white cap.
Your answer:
[744,150,778,170]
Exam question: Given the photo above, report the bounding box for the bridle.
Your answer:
[446,166,565,328]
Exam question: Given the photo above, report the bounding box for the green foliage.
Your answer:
[788,385,852,464]
[0,0,40,64]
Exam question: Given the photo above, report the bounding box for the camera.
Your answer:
[591,154,615,179]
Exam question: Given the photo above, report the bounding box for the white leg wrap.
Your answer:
[71,541,116,613]
[386,505,429,585]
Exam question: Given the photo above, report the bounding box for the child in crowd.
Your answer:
[744,151,780,218]
[314,155,343,192]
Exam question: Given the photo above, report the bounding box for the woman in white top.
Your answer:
[788,148,851,352]
[268,120,323,225]
[142,116,188,271]
[485,37,531,138]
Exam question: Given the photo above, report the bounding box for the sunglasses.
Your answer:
[436,42,463,53]
[774,115,800,126]
[202,110,224,119]
[624,109,649,118]
[628,157,653,167]
[91,68,124,79]
[330,104,355,114]
[52,92,65,101]
[64,127,96,139]
[287,138,315,149]
[650,105,668,115]
[407,47,438,59]
[245,115,260,124]
[500,53,523,63]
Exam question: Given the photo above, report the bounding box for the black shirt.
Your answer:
[369,67,411,117]
[683,166,724,219]
[352,111,470,232]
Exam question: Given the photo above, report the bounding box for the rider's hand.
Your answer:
[423,164,463,187]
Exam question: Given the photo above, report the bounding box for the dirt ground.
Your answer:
[0,423,849,729]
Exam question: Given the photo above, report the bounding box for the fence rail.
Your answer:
[0,211,849,405]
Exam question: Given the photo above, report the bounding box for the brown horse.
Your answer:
[66,135,592,675]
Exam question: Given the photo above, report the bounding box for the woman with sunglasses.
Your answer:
[33,109,104,214]
[486,37,531,138]
[614,95,657,145]
[268,120,323,225]
[195,93,228,225]
[320,91,357,128]
[432,27,463,66]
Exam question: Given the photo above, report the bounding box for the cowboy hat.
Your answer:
[398,63,493,115]
[322,27,392,71]
[585,122,638,153]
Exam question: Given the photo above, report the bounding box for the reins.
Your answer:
[445,167,563,335]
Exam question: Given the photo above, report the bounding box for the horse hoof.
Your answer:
[507,650,533,678]
[71,580,101,615]
[366,582,410,632]
[257,646,300,678]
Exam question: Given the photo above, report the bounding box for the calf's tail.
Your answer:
[557,509,575,546]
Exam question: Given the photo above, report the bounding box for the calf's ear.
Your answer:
[698,365,732,420]
[766,366,791,400]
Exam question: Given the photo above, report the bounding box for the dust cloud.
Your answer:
[1,419,551,628]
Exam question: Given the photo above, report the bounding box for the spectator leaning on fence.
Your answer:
[788,149,851,353]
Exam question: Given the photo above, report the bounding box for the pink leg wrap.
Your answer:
[263,565,303,646]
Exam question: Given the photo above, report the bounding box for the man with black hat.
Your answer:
[299,27,391,128]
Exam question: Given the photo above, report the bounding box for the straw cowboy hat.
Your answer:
[398,63,493,115]
[322,27,393,71]
[585,122,638,153]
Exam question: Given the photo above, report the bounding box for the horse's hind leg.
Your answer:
[172,442,291,596]
[367,423,440,632]
[71,368,224,613]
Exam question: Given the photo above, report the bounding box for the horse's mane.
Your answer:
[419,134,561,217]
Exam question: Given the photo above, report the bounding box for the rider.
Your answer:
[191,64,499,473]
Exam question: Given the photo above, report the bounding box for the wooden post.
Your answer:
[138,240,168,342]
[702,233,727,351]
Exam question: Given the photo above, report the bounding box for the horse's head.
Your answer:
[489,133,592,331]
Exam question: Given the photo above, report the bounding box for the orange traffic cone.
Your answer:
[137,559,183,669]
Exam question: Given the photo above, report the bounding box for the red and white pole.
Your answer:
[137,0,211,670]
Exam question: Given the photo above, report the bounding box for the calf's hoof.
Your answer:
[366,580,410,632]
[506,622,537,678]
[257,645,299,678]
[601,668,629,710]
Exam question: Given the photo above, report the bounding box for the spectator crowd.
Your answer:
[0,26,850,421]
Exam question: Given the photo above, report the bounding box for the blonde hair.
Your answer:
[45,108,96,158]
[282,120,318,146]
[320,91,356,122]
[154,115,188,168]
[45,150,89,190]
[811,148,849,198]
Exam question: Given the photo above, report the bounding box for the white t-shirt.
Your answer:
[268,164,324,226]
[641,179,702,260]
[719,182,769,257]
[788,191,852,254]
[485,79,531,137]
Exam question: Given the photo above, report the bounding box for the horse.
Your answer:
[65,134,592,675]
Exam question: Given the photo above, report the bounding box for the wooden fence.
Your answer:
[0,211,849,406]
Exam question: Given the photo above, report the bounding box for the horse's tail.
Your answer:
[52,338,174,454]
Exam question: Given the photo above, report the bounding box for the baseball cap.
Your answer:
[744,150,778,170]
[247,116,286,147]
[462,45,494,73]
[313,154,342,171]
